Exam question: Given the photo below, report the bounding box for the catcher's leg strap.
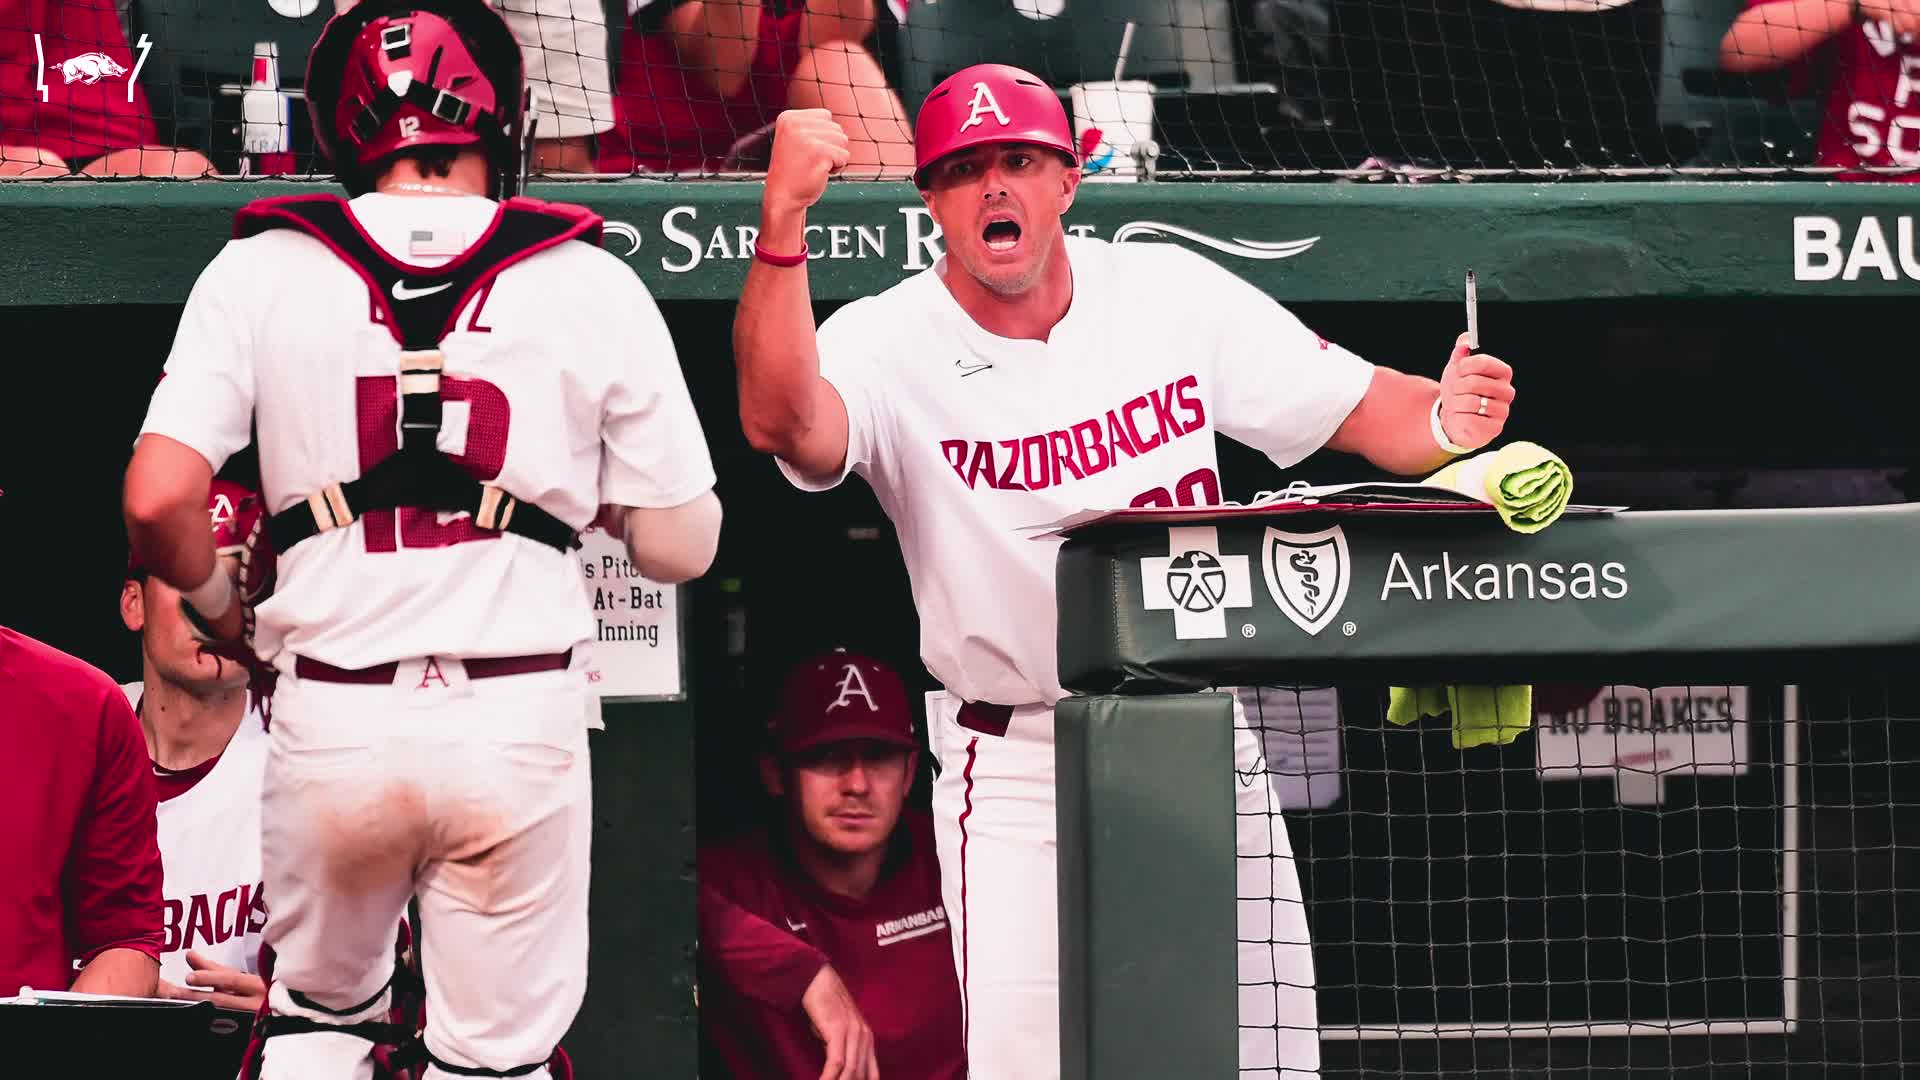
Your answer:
[259,977,406,1062]
[261,1013,415,1046]
[286,975,392,1019]
[423,1048,558,1077]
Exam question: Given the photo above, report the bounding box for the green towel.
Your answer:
[1386,444,1566,747]
[1424,440,1573,534]
[1386,685,1534,749]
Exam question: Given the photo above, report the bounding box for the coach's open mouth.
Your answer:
[982,216,1022,254]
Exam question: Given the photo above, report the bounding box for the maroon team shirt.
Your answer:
[698,810,965,1079]
[0,628,164,991]
[1748,0,1920,179]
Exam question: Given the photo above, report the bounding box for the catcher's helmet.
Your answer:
[304,0,532,198]
[912,63,1078,188]
[127,478,275,599]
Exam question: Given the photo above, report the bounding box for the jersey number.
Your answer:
[1130,467,1220,509]
[354,374,512,552]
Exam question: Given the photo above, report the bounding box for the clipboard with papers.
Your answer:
[1022,479,1627,541]
[0,988,253,1075]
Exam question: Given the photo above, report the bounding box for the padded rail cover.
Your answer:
[1055,503,1920,692]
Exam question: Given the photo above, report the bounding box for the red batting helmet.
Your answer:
[912,63,1079,188]
[304,0,531,198]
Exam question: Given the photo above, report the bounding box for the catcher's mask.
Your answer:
[304,0,534,199]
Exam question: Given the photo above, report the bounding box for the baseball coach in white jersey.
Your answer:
[121,1,722,1077]
[733,64,1517,1080]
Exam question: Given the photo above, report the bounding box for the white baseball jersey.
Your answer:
[121,682,270,982]
[141,191,716,671]
[779,235,1376,706]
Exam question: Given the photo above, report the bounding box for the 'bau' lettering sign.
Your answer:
[1793,214,1920,282]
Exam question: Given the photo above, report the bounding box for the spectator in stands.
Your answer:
[1721,0,1920,179]
[597,0,917,177]
[698,649,964,1079]
[334,0,616,173]
[119,479,272,1015]
[0,0,215,177]
[0,624,165,995]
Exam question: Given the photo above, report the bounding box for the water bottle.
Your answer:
[240,41,295,175]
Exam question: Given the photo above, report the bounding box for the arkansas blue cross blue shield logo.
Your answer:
[1261,525,1351,636]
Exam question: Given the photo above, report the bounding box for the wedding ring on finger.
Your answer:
[1477,396,1489,416]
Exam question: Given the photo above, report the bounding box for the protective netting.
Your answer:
[1241,681,1920,1079]
[6,0,1920,182]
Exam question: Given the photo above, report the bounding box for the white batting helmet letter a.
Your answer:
[958,82,1011,133]
[828,663,879,712]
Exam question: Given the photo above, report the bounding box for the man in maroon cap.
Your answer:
[697,649,964,1080]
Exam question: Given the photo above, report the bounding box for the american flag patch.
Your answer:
[409,229,465,258]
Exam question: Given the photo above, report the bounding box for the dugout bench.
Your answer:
[1050,501,1920,1079]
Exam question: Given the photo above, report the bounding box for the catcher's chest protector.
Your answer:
[231,193,604,557]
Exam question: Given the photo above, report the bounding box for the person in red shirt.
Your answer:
[698,649,965,1080]
[0,625,165,996]
[0,0,214,176]
[597,0,915,177]
[1722,0,1920,179]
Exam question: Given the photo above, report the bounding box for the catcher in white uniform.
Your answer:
[121,477,276,1016]
[734,65,1517,1079]
[122,2,721,1078]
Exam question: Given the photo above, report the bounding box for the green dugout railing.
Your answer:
[1051,502,1920,1078]
[4,180,1920,307]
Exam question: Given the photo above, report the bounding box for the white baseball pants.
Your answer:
[925,691,1320,1080]
[256,657,595,1080]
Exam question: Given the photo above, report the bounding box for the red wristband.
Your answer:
[753,241,808,267]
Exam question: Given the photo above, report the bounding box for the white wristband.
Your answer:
[1430,396,1473,455]
[181,568,235,620]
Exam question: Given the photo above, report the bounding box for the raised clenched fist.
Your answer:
[1437,331,1515,452]
[764,109,852,219]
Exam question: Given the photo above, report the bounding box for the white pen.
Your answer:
[1465,268,1479,352]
